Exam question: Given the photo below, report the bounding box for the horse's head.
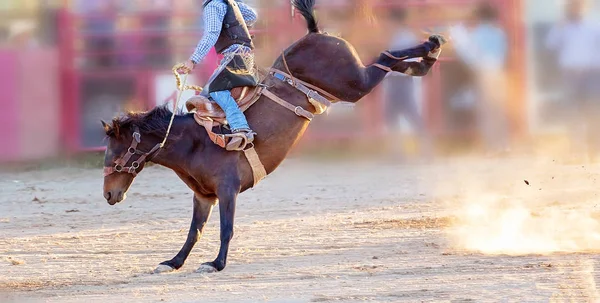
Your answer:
[101,108,169,205]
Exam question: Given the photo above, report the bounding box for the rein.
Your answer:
[104,64,194,177]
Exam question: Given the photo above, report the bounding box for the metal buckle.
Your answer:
[114,165,123,172]
[307,90,330,107]
[294,106,304,116]
[133,132,141,143]
[128,147,136,154]
[131,162,140,169]
[128,167,136,174]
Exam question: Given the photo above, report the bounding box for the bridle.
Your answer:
[103,126,164,177]
[103,126,162,177]
[104,64,192,178]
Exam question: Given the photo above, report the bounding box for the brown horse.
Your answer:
[102,0,445,274]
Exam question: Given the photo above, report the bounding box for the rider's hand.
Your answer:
[177,60,196,74]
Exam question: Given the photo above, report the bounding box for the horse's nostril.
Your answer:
[105,192,112,201]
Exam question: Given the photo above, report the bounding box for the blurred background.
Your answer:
[1,0,599,164]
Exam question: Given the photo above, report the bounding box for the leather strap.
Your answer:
[277,52,340,101]
[270,71,330,114]
[239,86,249,101]
[104,126,163,177]
[383,51,409,61]
[136,143,162,165]
[196,116,227,148]
[261,88,314,121]
[114,128,141,167]
[103,166,117,177]
[243,146,267,187]
[269,68,339,102]
[373,63,393,73]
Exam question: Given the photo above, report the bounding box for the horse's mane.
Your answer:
[105,104,187,138]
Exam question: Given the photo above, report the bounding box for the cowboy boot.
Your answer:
[226,128,256,151]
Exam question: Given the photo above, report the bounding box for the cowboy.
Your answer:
[179,0,259,146]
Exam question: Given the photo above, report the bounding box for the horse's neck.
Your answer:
[149,116,196,171]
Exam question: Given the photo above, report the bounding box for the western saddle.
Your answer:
[179,63,336,187]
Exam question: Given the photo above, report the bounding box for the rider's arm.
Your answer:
[190,1,227,64]
[236,1,258,27]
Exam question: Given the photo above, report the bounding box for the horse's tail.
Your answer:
[292,0,319,33]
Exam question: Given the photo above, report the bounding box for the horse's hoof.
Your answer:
[153,264,176,274]
[196,264,218,274]
[429,34,447,47]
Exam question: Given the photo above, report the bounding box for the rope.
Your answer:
[160,64,203,148]
[172,63,204,92]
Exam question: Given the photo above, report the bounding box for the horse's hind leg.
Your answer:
[385,35,446,60]
[154,194,216,273]
[196,183,239,273]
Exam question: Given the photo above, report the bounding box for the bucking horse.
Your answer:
[102,0,447,274]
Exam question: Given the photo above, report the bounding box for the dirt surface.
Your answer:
[1,156,600,302]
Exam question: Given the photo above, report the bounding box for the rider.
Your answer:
[180,0,259,145]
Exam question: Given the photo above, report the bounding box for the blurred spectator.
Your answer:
[545,0,600,161]
[76,0,116,68]
[7,20,39,48]
[450,1,510,156]
[382,8,432,159]
[346,0,385,61]
[141,0,172,68]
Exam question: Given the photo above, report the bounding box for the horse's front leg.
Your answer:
[196,182,239,273]
[154,194,216,273]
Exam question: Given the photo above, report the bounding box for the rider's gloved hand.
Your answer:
[177,60,196,74]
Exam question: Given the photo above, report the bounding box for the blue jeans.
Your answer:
[210,90,250,131]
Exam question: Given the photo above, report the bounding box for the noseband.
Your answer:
[103,126,162,177]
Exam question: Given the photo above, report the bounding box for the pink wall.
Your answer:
[18,50,60,160]
[0,49,60,163]
[0,51,20,162]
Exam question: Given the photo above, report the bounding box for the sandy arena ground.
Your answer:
[1,156,600,302]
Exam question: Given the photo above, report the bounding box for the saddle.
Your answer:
[185,85,264,126]
[184,67,270,154]
[180,65,336,187]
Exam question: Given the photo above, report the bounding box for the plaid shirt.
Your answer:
[190,0,257,64]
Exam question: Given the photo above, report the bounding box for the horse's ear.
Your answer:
[101,120,113,135]
[111,118,121,137]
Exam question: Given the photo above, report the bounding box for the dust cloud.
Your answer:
[441,161,600,255]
